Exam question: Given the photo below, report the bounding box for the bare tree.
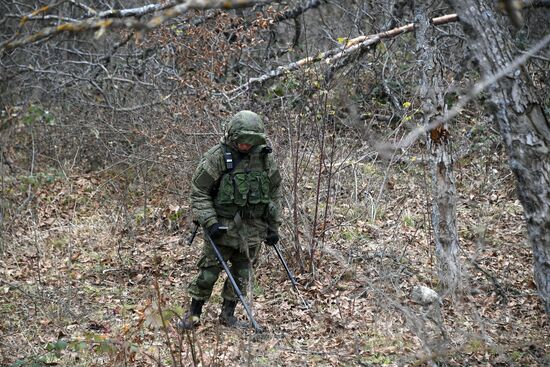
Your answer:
[415,3,461,295]
[449,0,550,315]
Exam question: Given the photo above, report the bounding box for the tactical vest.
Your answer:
[214,145,272,219]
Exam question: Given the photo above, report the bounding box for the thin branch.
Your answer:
[17,0,67,23]
[84,95,172,112]
[95,3,170,19]
[68,0,98,16]
[274,0,322,22]
[4,13,77,22]
[397,31,550,150]
[1,0,277,51]
[225,14,459,95]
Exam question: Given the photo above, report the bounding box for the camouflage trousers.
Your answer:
[187,240,261,301]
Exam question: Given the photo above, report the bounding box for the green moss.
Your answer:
[362,354,393,365]
[253,282,264,296]
[510,350,524,361]
[17,169,64,192]
[402,215,415,227]
[466,338,485,353]
[340,229,359,241]
[49,235,69,250]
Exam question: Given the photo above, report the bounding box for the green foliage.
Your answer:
[513,29,530,51]
[267,75,301,99]
[253,281,265,296]
[85,332,116,354]
[49,235,69,250]
[510,350,524,361]
[268,84,285,97]
[340,228,360,241]
[402,215,415,227]
[23,104,55,126]
[10,357,46,367]
[167,206,185,222]
[445,92,459,108]
[11,339,88,367]
[17,169,64,191]
[96,339,116,354]
[0,301,15,314]
[45,339,68,355]
[134,207,152,225]
[401,101,420,123]
[362,353,393,365]
[465,338,485,353]
[359,162,380,176]
[70,340,88,352]
[255,355,271,364]
[144,304,180,329]
[336,37,349,45]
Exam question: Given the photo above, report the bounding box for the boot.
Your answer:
[177,298,204,330]
[219,299,248,328]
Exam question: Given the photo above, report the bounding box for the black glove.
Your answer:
[265,229,279,246]
[208,223,226,240]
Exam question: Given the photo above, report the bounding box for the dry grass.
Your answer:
[1,145,549,366]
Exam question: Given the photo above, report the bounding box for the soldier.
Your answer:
[179,110,282,329]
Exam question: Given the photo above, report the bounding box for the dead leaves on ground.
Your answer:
[2,168,549,366]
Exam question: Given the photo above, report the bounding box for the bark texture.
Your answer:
[450,0,550,315]
[415,5,461,295]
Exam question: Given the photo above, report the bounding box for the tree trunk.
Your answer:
[415,4,461,295]
[449,0,550,315]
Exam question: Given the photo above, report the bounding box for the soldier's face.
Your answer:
[237,143,252,152]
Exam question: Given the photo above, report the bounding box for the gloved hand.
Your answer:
[265,229,279,246]
[208,223,226,240]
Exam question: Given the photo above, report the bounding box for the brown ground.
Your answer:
[1,144,549,366]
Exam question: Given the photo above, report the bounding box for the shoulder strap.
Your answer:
[223,144,234,172]
[260,145,273,170]
[223,143,248,172]
[209,144,234,197]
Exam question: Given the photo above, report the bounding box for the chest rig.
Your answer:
[214,144,272,219]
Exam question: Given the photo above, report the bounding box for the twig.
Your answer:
[67,0,97,16]
[466,256,509,303]
[273,0,322,22]
[225,14,459,95]
[1,0,278,51]
[396,31,550,150]
[0,141,5,254]
[153,275,178,367]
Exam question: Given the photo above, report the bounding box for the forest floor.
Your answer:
[1,139,549,366]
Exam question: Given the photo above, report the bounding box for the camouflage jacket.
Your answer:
[190,111,282,244]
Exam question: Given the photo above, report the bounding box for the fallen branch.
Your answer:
[225,13,459,95]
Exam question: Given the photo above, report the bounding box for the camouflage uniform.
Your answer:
[188,111,282,302]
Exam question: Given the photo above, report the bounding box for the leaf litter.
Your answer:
[1,153,549,366]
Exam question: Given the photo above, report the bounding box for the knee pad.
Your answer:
[196,267,221,289]
[233,263,251,282]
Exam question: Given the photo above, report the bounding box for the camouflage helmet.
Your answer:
[226,110,266,146]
